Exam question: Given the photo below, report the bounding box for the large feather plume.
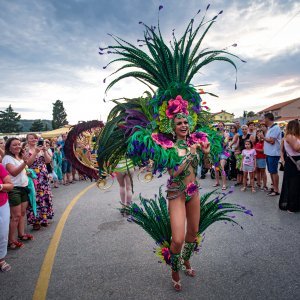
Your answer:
[100,5,245,98]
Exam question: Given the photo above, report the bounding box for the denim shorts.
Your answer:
[62,159,72,174]
[256,158,266,169]
[242,165,255,172]
[266,156,280,174]
[219,153,229,160]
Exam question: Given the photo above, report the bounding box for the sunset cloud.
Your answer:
[0,0,299,123]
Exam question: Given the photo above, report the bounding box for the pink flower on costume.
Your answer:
[187,131,208,146]
[161,247,171,264]
[186,182,198,196]
[151,133,174,149]
[166,95,189,119]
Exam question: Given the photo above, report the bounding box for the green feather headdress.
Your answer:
[98,5,245,174]
[100,5,245,129]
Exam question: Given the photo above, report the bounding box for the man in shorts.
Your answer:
[263,113,282,196]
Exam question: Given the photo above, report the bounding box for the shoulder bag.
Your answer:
[286,151,300,171]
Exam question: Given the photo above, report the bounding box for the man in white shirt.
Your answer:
[263,113,282,196]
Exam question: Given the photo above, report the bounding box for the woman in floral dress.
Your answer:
[26,134,54,230]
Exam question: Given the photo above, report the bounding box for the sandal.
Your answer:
[212,183,220,187]
[172,279,182,292]
[18,234,34,241]
[222,186,227,191]
[8,240,24,250]
[185,268,196,277]
[0,260,11,272]
[241,187,247,192]
[41,221,49,227]
[267,191,280,197]
[251,187,256,193]
[33,223,41,231]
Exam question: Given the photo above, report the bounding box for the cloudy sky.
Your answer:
[0,0,299,124]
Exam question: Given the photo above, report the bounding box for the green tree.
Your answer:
[0,105,22,133]
[247,111,255,118]
[52,100,68,129]
[44,123,49,131]
[30,119,44,132]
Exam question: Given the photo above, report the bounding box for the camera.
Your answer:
[37,139,44,146]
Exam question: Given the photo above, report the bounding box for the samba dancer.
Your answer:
[166,115,210,291]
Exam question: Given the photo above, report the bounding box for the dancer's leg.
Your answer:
[183,192,200,274]
[169,196,186,287]
[124,170,133,205]
[115,172,126,204]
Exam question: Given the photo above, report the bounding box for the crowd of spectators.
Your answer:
[201,113,299,207]
[0,132,82,273]
[1,115,299,273]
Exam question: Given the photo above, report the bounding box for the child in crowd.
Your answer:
[254,130,268,191]
[241,140,257,193]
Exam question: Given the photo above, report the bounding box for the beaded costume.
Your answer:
[166,140,200,202]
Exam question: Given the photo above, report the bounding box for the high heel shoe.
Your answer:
[185,267,196,277]
[172,279,182,292]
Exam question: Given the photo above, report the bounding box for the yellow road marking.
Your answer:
[33,183,96,300]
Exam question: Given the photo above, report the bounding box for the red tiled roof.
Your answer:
[276,116,299,122]
[258,97,300,113]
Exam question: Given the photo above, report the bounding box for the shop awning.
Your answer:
[41,125,72,138]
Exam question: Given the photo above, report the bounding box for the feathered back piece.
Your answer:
[123,187,253,265]
[97,94,154,174]
[65,120,104,179]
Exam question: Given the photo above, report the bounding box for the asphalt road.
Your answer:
[1,172,299,300]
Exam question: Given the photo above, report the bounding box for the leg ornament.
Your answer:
[170,252,182,272]
[182,241,196,262]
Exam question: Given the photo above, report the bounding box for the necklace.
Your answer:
[176,139,188,150]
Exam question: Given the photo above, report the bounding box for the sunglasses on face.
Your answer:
[175,121,188,126]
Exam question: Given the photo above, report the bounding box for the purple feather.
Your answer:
[124,109,150,136]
